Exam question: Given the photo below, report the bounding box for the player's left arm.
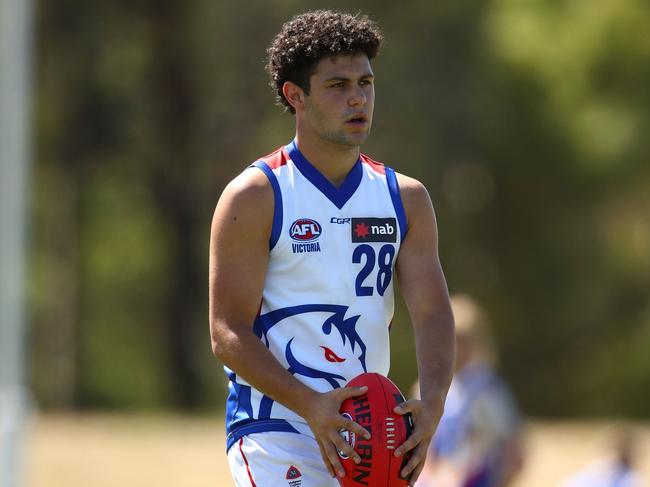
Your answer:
[393,173,456,486]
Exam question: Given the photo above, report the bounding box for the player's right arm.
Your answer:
[209,167,369,478]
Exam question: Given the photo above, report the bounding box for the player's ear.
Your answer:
[282,81,305,112]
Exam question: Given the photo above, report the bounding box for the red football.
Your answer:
[338,373,413,487]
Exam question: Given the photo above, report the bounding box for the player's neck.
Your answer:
[294,133,360,188]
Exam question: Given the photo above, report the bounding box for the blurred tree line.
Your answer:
[29,0,650,417]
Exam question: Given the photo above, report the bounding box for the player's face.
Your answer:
[302,54,375,147]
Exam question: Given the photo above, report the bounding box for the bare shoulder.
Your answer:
[212,166,274,239]
[215,167,273,216]
[219,166,273,209]
[395,172,428,197]
[394,172,434,224]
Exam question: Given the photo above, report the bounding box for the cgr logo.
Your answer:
[330,217,351,224]
[290,218,322,242]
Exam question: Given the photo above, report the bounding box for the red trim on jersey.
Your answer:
[260,147,289,169]
[238,438,257,487]
[360,153,386,174]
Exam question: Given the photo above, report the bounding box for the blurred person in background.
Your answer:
[559,429,646,487]
[415,294,524,487]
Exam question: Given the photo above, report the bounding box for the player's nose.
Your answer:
[348,85,367,106]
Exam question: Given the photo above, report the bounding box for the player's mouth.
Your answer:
[345,113,368,126]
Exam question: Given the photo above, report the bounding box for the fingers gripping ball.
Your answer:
[338,373,414,487]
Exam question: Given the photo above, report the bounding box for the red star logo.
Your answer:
[354,222,369,238]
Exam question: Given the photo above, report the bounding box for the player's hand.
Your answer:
[301,386,372,479]
[393,398,443,486]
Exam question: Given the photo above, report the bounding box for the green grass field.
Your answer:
[24,414,649,487]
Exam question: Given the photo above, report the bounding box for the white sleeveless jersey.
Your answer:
[225,140,408,451]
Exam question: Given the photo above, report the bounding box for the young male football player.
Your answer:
[209,10,455,487]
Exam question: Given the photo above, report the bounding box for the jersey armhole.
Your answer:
[385,166,408,242]
[250,160,283,250]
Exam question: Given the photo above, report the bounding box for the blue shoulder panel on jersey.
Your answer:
[226,419,300,452]
[285,139,362,210]
[250,160,283,250]
[385,166,408,241]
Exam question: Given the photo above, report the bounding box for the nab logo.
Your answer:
[351,217,397,243]
[289,218,322,242]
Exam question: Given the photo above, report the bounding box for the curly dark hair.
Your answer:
[266,10,383,113]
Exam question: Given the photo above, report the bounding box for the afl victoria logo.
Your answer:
[290,218,322,242]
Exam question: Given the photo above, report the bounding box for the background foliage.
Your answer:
[30,0,650,417]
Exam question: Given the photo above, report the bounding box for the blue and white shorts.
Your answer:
[227,431,340,487]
